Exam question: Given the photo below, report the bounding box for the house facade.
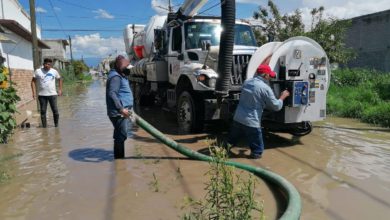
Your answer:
[42,39,69,70]
[345,9,390,72]
[0,0,49,106]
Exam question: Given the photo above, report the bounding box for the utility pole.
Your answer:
[29,0,39,69]
[29,0,40,111]
[168,0,172,13]
[68,35,73,62]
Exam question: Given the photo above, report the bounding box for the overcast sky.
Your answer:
[18,0,390,64]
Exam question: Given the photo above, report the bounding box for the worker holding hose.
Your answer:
[227,64,290,159]
[106,55,133,159]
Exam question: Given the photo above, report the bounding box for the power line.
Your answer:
[42,29,122,32]
[198,0,222,15]
[47,0,67,37]
[56,0,95,11]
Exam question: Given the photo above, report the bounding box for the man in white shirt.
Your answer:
[31,58,63,128]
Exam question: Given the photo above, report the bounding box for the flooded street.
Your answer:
[1,79,390,220]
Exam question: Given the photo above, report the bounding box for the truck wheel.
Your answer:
[289,121,312,136]
[177,91,204,133]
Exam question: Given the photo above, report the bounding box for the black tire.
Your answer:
[289,121,312,136]
[177,91,204,133]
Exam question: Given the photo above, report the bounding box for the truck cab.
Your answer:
[158,17,257,132]
[166,18,257,89]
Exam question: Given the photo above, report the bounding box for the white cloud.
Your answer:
[93,9,115,19]
[237,0,259,3]
[71,33,125,58]
[301,0,390,20]
[298,0,390,29]
[151,0,170,15]
[36,7,47,13]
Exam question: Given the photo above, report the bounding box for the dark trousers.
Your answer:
[109,116,129,144]
[38,95,59,127]
[227,121,264,156]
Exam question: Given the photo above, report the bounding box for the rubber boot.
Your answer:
[54,114,59,127]
[41,115,47,128]
[114,141,125,159]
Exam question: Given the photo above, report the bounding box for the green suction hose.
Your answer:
[134,114,301,220]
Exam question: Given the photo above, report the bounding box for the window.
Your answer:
[172,26,182,52]
[184,22,257,49]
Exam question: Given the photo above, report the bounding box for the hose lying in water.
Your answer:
[133,113,301,220]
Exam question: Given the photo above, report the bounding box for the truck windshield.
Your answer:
[185,22,257,49]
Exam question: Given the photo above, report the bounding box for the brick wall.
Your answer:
[10,68,34,107]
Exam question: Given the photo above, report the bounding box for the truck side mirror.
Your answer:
[200,39,211,51]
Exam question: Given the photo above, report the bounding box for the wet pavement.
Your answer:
[0,79,389,220]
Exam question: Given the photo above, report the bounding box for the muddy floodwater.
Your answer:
[1,79,390,220]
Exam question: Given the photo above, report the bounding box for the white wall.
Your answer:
[0,30,33,70]
[0,0,43,71]
[0,0,42,37]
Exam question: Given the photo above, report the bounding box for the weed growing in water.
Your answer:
[182,145,264,220]
[0,170,11,184]
[134,145,143,158]
[149,172,159,192]
[0,153,21,184]
[176,167,183,179]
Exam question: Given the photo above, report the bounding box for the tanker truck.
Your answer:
[123,0,330,135]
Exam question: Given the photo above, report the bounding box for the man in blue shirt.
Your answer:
[227,64,290,159]
[106,55,133,159]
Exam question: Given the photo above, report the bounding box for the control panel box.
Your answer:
[284,81,308,107]
[292,81,308,107]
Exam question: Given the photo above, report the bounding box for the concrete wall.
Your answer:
[346,10,390,72]
[42,40,67,59]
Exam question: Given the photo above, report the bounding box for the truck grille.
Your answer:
[231,54,251,86]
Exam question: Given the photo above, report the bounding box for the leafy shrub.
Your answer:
[0,65,20,143]
[328,68,390,127]
[374,75,390,101]
[60,65,76,83]
[330,68,384,87]
[362,102,390,127]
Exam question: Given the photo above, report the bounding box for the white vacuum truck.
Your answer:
[123,0,330,135]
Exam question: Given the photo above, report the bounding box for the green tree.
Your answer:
[253,0,304,44]
[306,8,356,64]
[252,0,355,64]
[71,60,89,76]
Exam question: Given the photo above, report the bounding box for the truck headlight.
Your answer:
[208,77,216,88]
[197,74,216,88]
